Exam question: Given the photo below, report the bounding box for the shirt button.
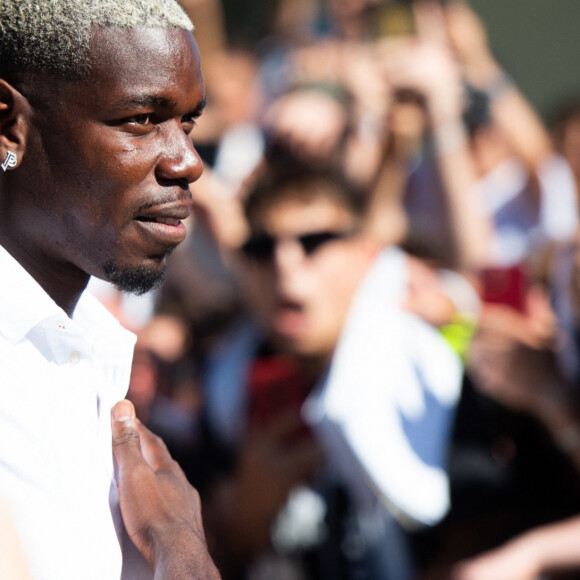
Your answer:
[67,351,81,365]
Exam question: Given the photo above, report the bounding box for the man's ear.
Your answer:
[0,79,31,170]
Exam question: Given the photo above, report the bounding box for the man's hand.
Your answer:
[111,400,221,580]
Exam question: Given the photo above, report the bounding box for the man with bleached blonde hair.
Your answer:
[0,1,219,578]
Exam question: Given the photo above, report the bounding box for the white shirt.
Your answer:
[478,154,578,266]
[304,247,462,526]
[0,244,151,580]
[404,153,578,267]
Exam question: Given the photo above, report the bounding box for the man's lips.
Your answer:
[135,201,191,222]
[133,203,191,248]
[273,298,307,337]
[136,216,182,226]
[278,298,303,312]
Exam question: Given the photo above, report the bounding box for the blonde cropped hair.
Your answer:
[0,0,193,80]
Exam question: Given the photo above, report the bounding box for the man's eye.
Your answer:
[181,113,198,132]
[127,114,152,126]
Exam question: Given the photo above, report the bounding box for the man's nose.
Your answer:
[155,120,204,185]
[273,238,305,273]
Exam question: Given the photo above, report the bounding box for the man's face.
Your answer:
[8,26,205,294]
[239,189,376,361]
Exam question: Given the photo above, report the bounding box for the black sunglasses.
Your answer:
[241,230,355,261]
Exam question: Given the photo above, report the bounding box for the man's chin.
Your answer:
[103,261,167,296]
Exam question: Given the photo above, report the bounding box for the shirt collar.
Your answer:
[0,244,67,344]
[0,244,135,353]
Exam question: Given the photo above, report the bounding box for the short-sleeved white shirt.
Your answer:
[0,244,151,579]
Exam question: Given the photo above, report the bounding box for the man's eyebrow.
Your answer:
[192,96,207,117]
[113,95,173,110]
[112,95,207,117]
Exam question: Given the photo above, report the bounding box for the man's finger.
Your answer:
[135,419,179,473]
[111,400,143,467]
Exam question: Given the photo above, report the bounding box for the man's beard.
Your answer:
[103,258,170,296]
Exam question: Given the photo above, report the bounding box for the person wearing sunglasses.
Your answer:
[198,159,462,580]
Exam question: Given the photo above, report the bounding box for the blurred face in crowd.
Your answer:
[239,183,377,364]
[0,27,205,301]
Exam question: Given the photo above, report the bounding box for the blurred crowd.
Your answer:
[90,1,580,578]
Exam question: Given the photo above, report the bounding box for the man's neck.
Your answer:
[0,235,89,318]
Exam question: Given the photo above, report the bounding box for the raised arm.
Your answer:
[445,0,554,172]
[377,35,491,271]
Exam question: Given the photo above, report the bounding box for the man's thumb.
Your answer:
[111,400,141,459]
[112,399,136,423]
